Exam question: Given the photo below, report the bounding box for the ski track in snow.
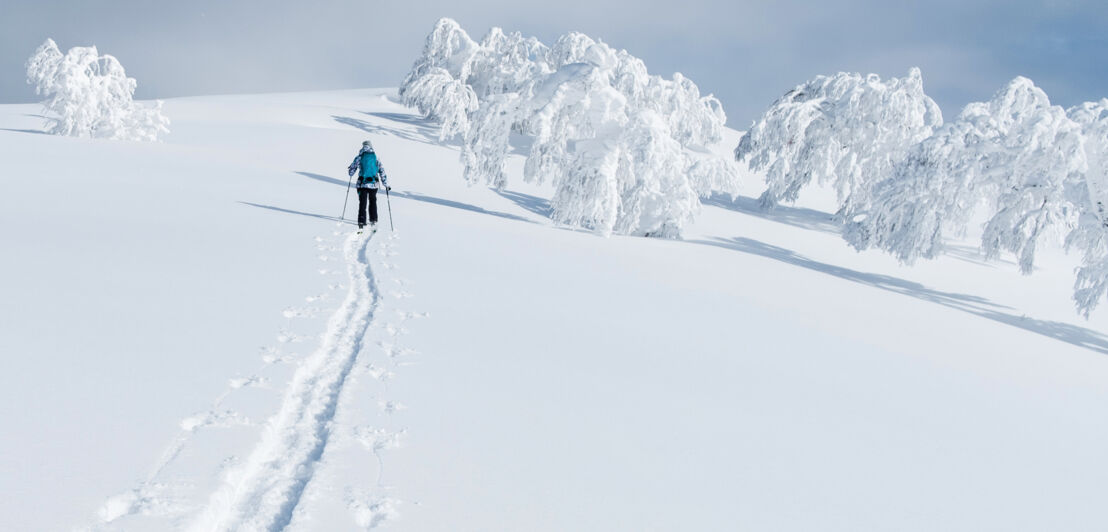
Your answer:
[185,229,380,531]
[288,232,415,530]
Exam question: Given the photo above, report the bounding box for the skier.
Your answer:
[347,140,389,230]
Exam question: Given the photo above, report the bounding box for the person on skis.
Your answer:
[347,140,389,229]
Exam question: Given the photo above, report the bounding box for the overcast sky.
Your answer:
[1,0,1105,127]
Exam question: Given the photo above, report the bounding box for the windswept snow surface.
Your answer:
[2,88,1108,531]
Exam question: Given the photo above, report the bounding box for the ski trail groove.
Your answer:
[189,230,379,532]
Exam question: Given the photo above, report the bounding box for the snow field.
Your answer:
[2,88,1108,531]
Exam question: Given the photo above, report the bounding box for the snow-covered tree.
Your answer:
[25,39,168,141]
[462,92,523,188]
[846,78,1079,264]
[400,19,740,238]
[845,78,1108,315]
[1065,99,1108,315]
[400,20,548,140]
[736,68,943,214]
[402,68,478,140]
[399,19,480,139]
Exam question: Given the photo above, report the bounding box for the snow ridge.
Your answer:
[188,230,379,532]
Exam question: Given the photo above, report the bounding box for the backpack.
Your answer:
[359,152,379,180]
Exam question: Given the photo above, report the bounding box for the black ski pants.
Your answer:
[357,187,379,226]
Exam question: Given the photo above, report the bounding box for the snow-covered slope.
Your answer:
[2,89,1107,531]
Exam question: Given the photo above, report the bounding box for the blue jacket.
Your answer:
[348,146,388,189]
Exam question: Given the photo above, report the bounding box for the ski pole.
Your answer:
[341,174,354,221]
[384,182,394,231]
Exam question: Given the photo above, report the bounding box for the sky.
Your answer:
[1,0,1106,128]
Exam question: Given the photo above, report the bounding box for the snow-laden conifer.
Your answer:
[26,39,168,141]
[736,68,942,214]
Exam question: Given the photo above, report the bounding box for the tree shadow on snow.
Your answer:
[239,201,355,225]
[0,127,47,135]
[332,113,458,149]
[702,193,1018,268]
[493,188,552,218]
[702,193,841,235]
[360,111,532,155]
[389,191,534,224]
[295,171,348,187]
[690,236,1108,355]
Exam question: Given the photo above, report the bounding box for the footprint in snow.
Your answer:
[218,455,239,471]
[381,324,408,337]
[353,426,405,452]
[346,491,401,530]
[378,400,405,414]
[366,364,395,382]
[276,331,313,343]
[389,291,414,299]
[261,347,297,364]
[179,410,250,432]
[282,306,320,319]
[395,310,430,320]
[229,375,268,389]
[98,483,186,523]
[378,342,418,359]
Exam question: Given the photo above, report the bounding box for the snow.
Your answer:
[2,88,1108,531]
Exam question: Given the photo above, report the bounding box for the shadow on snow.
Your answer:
[295,171,348,187]
[332,112,456,149]
[690,236,1108,355]
[703,193,1018,268]
[388,190,535,224]
[702,193,841,235]
[0,127,47,135]
[493,188,552,218]
[239,201,355,225]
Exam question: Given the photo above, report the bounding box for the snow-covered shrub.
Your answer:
[736,68,942,214]
[400,18,740,238]
[25,38,168,141]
